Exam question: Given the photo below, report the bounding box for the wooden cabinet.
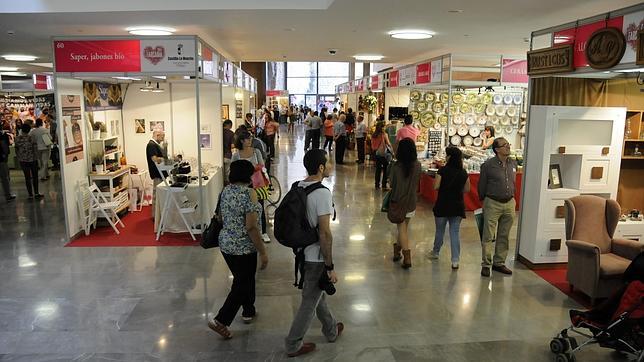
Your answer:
[617,110,644,213]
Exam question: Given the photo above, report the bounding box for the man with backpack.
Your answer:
[278,149,343,357]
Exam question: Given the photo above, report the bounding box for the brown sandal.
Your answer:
[208,319,233,339]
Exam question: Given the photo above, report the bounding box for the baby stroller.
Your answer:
[550,252,644,362]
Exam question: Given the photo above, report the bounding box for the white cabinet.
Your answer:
[519,106,626,264]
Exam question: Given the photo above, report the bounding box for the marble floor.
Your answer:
[0,126,628,361]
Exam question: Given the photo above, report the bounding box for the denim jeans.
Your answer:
[432,216,462,263]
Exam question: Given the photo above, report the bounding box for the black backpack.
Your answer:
[274,181,328,287]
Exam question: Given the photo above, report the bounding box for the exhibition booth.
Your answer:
[51,35,257,244]
[221,62,256,128]
[517,4,644,266]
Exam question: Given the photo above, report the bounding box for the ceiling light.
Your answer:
[0,66,18,71]
[353,55,384,61]
[140,81,153,92]
[152,76,167,80]
[28,62,53,68]
[388,30,434,40]
[112,76,141,81]
[126,26,176,36]
[3,54,37,61]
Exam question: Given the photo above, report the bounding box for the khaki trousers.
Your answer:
[481,197,515,267]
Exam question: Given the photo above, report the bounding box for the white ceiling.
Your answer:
[0,0,640,74]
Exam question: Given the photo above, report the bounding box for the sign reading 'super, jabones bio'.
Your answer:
[54,40,142,72]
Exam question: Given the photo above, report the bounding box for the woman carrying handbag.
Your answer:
[371,122,393,189]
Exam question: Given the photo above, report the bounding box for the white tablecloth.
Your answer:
[154,168,222,233]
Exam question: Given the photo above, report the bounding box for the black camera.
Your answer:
[318,271,336,295]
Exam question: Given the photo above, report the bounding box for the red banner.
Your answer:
[416,62,431,84]
[501,59,528,83]
[54,40,141,72]
[266,90,288,97]
[371,75,379,90]
[389,70,399,88]
[554,17,624,68]
[33,74,48,90]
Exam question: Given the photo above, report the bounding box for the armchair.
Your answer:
[565,195,643,303]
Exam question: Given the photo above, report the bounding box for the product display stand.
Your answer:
[88,167,131,214]
[154,163,197,241]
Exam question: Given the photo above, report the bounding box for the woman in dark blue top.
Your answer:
[426,147,469,269]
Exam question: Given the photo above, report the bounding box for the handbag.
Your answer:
[251,164,269,188]
[41,133,53,147]
[381,190,391,212]
[200,194,223,249]
[387,200,407,224]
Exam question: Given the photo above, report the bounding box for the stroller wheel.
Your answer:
[554,353,575,362]
[550,338,569,354]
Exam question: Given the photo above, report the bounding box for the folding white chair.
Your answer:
[77,179,96,236]
[88,182,125,235]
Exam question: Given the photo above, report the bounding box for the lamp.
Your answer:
[151,82,164,93]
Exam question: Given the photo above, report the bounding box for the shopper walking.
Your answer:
[223,120,234,184]
[311,111,322,149]
[395,115,420,151]
[14,124,43,200]
[232,130,271,243]
[303,110,314,151]
[388,138,421,269]
[0,127,16,202]
[323,114,334,152]
[354,115,367,164]
[264,113,279,159]
[426,147,469,269]
[29,119,52,181]
[333,114,348,164]
[285,149,343,357]
[371,122,392,189]
[478,137,516,277]
[208,159,268,339]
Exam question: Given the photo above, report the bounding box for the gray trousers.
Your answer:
[38,149,50,179]
[0,161,10,197]
[285,262,338,354]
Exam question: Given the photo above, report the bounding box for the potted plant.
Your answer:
[92,122,101,140]
[92,153,104,173]
[99,122,108,139]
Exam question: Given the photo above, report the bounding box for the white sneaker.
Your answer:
[425,250,439,260]
[262,233,271,243]
[451,262,459,270]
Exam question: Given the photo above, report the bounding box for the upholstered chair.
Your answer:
[565,195,644,303]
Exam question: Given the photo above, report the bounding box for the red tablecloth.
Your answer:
[420,172,522,211]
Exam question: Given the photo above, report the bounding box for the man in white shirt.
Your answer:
[354,115,367,164]
[285,149,343,357]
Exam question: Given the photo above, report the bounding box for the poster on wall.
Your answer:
[235,100,243,121]
[200,134,212,149]
[0,94,55,130]
[149,120,165,132]
[134,119,146,133]
[110,120,120,136]
[83,82,123,111]
[61,95,84,164]
[221,105,230,120]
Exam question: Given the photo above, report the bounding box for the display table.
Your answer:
[420,171,523,211]
[615,219,644,243]
[154,171,219,233]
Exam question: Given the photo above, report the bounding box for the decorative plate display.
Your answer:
[459,103,472,114]
[465,116,475,125]
[450,135,461,146]
[410,111,420,121]
[416,101,428,112]
[495,105,506,116]
[463,135,474,146]
[466,93,479,104]
[469,127,481,137]
[438,114,448,126]
[513,94,523,105]
[424,92,436,102]
[457,125,469,136]
[448,126,456,136]
[477,116,488,125]
[491,116,500,125]
[473,137,483,147]
[485,104,496,116]
[432,102,445,113]
[505,126,514,134]
[449,103,458,114]
[453,115,464,125]
[506,107,517,117]
[503,94,513,105]
[500,117,511,126]
[474,103,486,114]
[440,93,449,103]
[494,125,503,134]
[493,94,503,104]
[452,92,465,104]
[511,117,519,125]
[433,122,442,130]
[410,90,421,101]
[419,112,434,127]
[482,93,493,104]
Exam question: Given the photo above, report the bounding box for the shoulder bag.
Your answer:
[200,193,223,249]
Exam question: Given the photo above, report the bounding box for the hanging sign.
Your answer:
[399,66,415,86]
[415,62,431,84]
[54,40,141,72]
[553,17,624,68]
[266,90,288,97]
[388,70,399,88]
[585,27,626,69]
[622,10,644,64]
[140,39,196,73]
[431,59,442,83]
[501,59,529,83]
[371,75,379,90]
[527,44,575,75]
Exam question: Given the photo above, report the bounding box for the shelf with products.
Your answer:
[89,166,131,214]
[623,110,644,157]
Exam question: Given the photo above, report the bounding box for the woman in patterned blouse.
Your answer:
[14,124,43,199]
[208,159,268,339]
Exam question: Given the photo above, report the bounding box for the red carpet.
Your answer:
[533,266,591,307]
[65,207,199,247]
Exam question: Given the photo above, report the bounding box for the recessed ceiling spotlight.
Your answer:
[353,55,384,61]
[3,54,37,61]
[388,30,434,40]
[126,26,176,36]
[448,9,464,13]
[0,66,19,71]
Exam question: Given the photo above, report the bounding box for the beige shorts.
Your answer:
[405,210,416,218]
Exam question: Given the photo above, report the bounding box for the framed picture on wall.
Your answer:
[200,134,212,149]
[134,119,145,134]
[149,120,165,132]
[548,164,562,189]
[221,104,229,120]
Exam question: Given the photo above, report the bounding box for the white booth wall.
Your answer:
[221,86,237,125]
[384,87,410,120]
